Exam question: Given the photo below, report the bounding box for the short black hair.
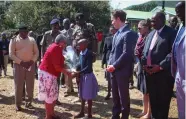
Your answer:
[112,10,126,22]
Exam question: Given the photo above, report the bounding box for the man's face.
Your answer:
[176,4,185,22]
[51,23,60,32]
[76,19,84,26]
[151,15,162,30]
[64,21,70,30]
[2,35,6,40]
[169,17,178,28]
[19,31,28,39]
[111,16,120,29]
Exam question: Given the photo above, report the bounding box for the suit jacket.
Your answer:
[109,25,138,79]
[0,42,4,68]
[171,24,185,79]
[102,35,113,65]
[142,25,176,76]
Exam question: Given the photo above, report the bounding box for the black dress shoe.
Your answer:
[104,94,111,100]
[111,115,120,119]
[71,89,75,93]
[25,102,34,109]
[56,100,61,105]
[74,113,85,118]
[16,106,22,111]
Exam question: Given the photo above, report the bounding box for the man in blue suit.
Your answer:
[172,2,185,119]
[141,12,176,119]
[107,10,138,119]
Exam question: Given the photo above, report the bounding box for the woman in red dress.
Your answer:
[38,34,72,119]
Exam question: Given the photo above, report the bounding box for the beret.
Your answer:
[50,18,60,25]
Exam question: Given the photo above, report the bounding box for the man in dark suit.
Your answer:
[102,26,116,100]
[107,10,138,119]
[171,2,185,119]
[141,12,176,119]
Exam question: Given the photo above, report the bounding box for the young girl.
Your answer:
[74,38,99,118]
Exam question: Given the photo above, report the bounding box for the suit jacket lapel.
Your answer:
[172,24,185,56]
[153,26,167,49]
[111,33,117,52]
[178,27,185,46]
[145,30,156,55]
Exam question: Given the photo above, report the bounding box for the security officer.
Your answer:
[40,18,62,58]
[73,13,97,54]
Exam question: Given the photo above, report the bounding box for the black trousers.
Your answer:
[147,71,174,119]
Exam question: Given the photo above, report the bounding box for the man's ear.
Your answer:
[116,17,121,22]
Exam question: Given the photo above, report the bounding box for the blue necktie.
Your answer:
[173,26,185,63]
[113,31,120,45]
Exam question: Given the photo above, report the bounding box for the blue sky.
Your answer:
[110,0,151,9]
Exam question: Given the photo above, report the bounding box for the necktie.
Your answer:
[147,31,159,65]
[113,31,120,46]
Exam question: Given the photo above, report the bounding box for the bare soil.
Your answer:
[0,61,178,119]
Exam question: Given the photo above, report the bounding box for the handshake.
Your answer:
[20,60,34,70]
[66,70,80,78]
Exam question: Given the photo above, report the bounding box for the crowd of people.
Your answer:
[0,1,185,119]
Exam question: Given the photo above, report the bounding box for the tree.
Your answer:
[3,1,110,33]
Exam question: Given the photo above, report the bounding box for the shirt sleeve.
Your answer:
[9,39,22,64]
[32,39,39,62]
[40,33,47,58]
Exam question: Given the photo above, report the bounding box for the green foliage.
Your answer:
[1,1,110,32]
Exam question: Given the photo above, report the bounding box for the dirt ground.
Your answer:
[0,61,178,119]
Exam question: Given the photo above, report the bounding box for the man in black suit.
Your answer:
[141,12,176,119]
[102,26,116,100]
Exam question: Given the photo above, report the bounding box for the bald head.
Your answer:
[151,12,166,30]
[176,1,185,24]
[155,12,166,23]
[63,18,70,30]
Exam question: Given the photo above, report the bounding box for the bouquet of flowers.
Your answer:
[63,46,79,72]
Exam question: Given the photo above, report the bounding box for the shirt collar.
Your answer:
[118,24,125,33]
[18,35,28,40]
[157,25,165,34]
[80,48,88,55]
[50,30,60,35]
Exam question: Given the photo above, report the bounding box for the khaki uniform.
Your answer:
[73,23,97,53]
[9,35,39,107]
[61,28,74,46]
[40,30,62,58]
